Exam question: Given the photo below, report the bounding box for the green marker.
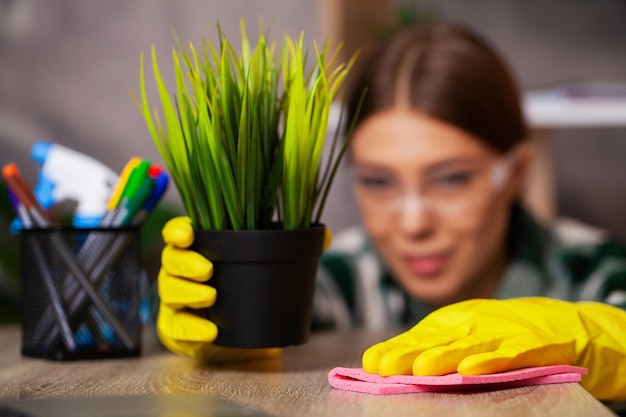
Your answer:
[118,159,151,204]
[111,175,155,227]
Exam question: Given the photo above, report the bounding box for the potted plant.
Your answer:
[134,20,359,348]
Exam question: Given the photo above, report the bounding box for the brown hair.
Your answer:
[346,22,528,153]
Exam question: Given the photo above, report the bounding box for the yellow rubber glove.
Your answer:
[156,217,333,361]
[157,216,278,361]
[362,297,626,401]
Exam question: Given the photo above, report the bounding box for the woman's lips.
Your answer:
[405,254,449,276]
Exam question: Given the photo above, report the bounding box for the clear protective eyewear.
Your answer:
[352,152,515,219]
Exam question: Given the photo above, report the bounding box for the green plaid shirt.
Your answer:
[313,206,626,330]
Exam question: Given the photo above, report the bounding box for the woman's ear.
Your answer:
[507,141,534,200]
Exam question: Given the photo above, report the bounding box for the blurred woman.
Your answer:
[313,23,626,329]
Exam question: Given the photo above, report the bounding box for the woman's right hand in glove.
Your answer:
[156,216,280,361]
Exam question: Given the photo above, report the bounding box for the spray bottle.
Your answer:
[30,141,119,228]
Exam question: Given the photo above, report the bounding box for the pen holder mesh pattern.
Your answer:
[20,227,142,360]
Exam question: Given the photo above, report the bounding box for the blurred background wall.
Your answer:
[1,0,625,244]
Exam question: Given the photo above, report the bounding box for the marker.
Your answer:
[118,160,151,204]
[29,238,78,352]
[111,173,155,227]
[2,163,51,227]
[99,159,151,228]
[131,166,169,226]
[50,234,136,349]
[106,157,141,211]
[99,158,142,227]
[6,187,33,229]
[3,165,77,350]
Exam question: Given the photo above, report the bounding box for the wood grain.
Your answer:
[0,326,616,417]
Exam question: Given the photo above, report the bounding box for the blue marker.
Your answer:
[131,169,169,226]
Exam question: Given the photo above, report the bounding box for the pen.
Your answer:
[131,165,169,226]
[118,160,151,203]
[110,169,155,228]
[99,157,142,227]
[99,159,150,227]
[3,163,81,351]
[2,163,51,227]
[107,157,142,211]
[3,166,80,351]
[6,187,33,229]
[28,234,78,352]
[50,233,136,349]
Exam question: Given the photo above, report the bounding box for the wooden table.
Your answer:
[0,326,617,417]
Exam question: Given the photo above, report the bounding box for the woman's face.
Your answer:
[350,108,523,308]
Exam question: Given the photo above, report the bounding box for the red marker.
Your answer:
[2,163,51,227]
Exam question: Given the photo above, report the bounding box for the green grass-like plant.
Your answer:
[134,20,358,230]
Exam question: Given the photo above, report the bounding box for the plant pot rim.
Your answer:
[193,222,325,233]
[193,223,326,263]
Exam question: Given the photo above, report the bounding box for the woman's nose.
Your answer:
[396,193,434,235]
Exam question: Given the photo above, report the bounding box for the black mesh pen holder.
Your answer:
[20,227,142,360]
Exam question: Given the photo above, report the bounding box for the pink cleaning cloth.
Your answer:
[328,365,588,395]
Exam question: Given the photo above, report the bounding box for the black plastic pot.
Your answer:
[193,224,325,348]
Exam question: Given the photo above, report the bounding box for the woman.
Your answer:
[157,23,626,400]
[312,23,626,329]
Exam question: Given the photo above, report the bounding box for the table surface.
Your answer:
[0,325,618,417]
